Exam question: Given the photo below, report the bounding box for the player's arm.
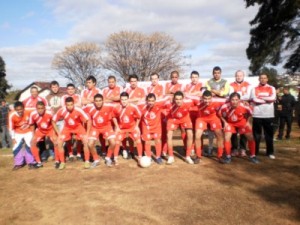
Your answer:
[250,88,266,104]
[259,87,276,103]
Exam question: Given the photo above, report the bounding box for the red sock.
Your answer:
[31,144,41,163]
[144,143,152,157]
[217,147,223,158]
[91,149,99,161]
[248,140,256,156]
[54,147,59,162]
[83,146,90,162]
[136,142,143,157]
[114,144,120,157]
[59,150,65,163]
[224,141,231,156]
[181,132,187,150]
[106,148,113,158]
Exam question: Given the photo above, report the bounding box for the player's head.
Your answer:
[170,71,179,84]
[150,73,159,85]
[173,91,184,106]
[258,73,268,85]
[94,93,104,108]
[86,75,97,89]
[212,66,222,80]
[190,71,199,84]
[120,92,129,107]
[36,101,46,115]
[14,101,24,116]
[108,75,117,88]
[229,92,241,108]
[146,93,156,107]
[283,86,290,94]
[202,90,212,105]
[235,70,245,83]
[50,80,60,94]
[128,74,139,89]
[30,86,39,98]
[65,96,74,111]
[66,83,76,95]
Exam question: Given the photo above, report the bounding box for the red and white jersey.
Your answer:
[166,99,195,121]
[113,104,141,130]
[29,110,53,133]
[183,82,203,95]
[61,94,81,107]
[165,82,182,94]
[53,107,89,129]
[8,110,32,136]
[124,86,145,100]
[219,102,252,125]
[102,85,123,102]
[147,84,164,98]
[250,84,276,118]
[22,96,48,112]
[81,87,101,106]
[229,81,252,101]
[84,104,114,130]
[197,101,222,120]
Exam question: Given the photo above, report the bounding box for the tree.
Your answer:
[0,56,11,99]
[260,66,282,88]
[103,31,183,82]
[52,42,103,87]
[245,0,300,74]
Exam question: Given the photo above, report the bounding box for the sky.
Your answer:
[0,0,272,90]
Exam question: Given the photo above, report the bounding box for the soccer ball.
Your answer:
[139,156,152,168]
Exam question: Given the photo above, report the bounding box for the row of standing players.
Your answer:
[9,67,276,170]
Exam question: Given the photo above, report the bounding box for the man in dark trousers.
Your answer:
[277,87,296,140]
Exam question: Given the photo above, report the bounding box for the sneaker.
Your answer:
[250,156,259,164]
[193,156,201,164]
[185,156,194,164]
[161,152,168,160]
[84,161,91,169]
[59,162,66,170]
[105,158,113,167]
[240,149,247,157]
[167,156,175,165]
[28,163,41,169]
[220,156,231,164]
[91,160,100,168]
[12,165,24,171]
[156,157,163,165]
[36,162,43,168]
[231,149,239,157]
[122,150,128,159]
[76,154,82,161]
[268,154,276,159]
[54,162,60,169]
[69,155,75,162]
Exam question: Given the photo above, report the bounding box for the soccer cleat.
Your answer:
[156,157,163,165]
[122,149,128,159]
[69,155,75,162]
[59,162,66,170]
[105,158,113,167]
[76,154,82,161]
[185,156,194,164]
[84,161,91,169]
[54,162,60,169]
[231,149,239,157]
[91,161,100,168]
[220,156,231,164]
[36,162,43,168]
[193,157,201,164]
[28,163,41,169]
[268,154,276,159]
[240,150,247,157]
[249,156,259,164]
[161,152,168,160]
[166,156,175,165]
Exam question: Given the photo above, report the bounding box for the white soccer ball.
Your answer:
[139,156,152,168]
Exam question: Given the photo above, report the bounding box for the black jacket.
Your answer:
[278,93,296,116]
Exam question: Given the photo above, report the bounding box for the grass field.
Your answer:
[0,131,300,225]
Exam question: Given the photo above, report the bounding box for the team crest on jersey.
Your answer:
[204,110,210,115]
[231,115,238,122]
[68,118,75,125]
[123,116,129,123]
[41,122,48,129]
[177,112,182,118]
[149,112,156,119]
[97,117,104,123]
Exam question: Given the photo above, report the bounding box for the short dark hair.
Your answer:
[14,101,24,109]
[30,86,38,91]
[202,90,212,97]
[170,71,179,78]
[94,93,103,100]
[86,75,97,84]
[67,83,75,88]
[229,92,240,100]
[173,91,184,99]
[150,73,159,79]
[213,66,222,73]
[146,93,156,101]
[128,74,139,82]
[50,80,59,87]
[190,70,199,77]
[65,97,74,103]
[120,92,129,98]
[36,101,45,107]
[108,75,116,81]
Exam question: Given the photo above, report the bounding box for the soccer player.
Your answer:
[219,92,259,164]
[8,101,39,170]
[164,71,183,96]
[165,91,195,165]
[29,101,59,167]
[61,83,81,107]
[22,86,48,112]
[85,94,116,167]
[193,90,224,163]
[112,92,143,165]
[138,93,168,164]
[81,75,101,107]
[125,74,146,104]
[46,80,64,114]
[146,73,164,98]
[52,97,91,170]
[102,75,123,104]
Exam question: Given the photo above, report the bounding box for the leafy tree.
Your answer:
[260,67,282,88]
[0,56,11,99]
[103,31,183,82]
[245,0,300,74]
[52,42,103,87]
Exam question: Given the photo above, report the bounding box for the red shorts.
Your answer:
[60,126,87,142]
[88,127,116,140]
[116,129,141,141]
[142,132,162,141]
[224,123,252,134]
[33,129,56,143]
[195,117,222,131]
[167,117,193,131]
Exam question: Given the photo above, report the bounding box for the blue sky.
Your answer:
[0,0,274,90]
